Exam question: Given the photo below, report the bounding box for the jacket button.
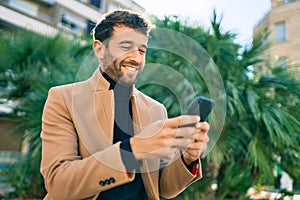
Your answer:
[99,180,105,186]
[109,177,115,184]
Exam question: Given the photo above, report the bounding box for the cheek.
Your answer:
[105,49,127,63]
[108,48,127,60]
[103,52,116,66]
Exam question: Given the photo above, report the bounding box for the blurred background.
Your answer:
[0,0,299,199]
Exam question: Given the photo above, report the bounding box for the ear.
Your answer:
[93,40,105,60]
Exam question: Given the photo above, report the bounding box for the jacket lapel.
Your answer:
[89,69,115,143]
[72,69,114,154]
[94,91,114,142]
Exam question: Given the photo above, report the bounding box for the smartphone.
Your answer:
[188,96,215,122]
[179,96,215,127]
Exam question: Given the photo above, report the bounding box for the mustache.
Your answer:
[120,61,142,69]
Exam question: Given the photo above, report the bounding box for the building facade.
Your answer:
[0,0,145,36]
[254,0,300,71]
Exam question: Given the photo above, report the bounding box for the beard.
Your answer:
[103,58,142,87]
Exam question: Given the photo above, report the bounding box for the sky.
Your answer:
[133,0,271,46]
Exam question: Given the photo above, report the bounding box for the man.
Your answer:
[40,9,210,200]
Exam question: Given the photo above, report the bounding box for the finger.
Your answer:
[193,132,209,142]
[175,126,197,139]
[170,137,194,149]
[183,150,200,162]
[186,140,208,152]
[193,122,202,133]
[167,115,200,128]
[184,148,201,157]
[199,121,210,132]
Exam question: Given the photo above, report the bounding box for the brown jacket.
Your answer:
[40,69,202,200]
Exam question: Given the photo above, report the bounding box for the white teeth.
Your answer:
[124,66,137,71]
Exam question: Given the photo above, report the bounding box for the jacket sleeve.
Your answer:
[157,104,203,199]
[159,153,202,199]
[40,87,134,199]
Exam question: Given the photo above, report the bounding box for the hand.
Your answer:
[182,121,210,165]
[131,115,200,161]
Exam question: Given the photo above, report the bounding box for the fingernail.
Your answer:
[195,122,201,128]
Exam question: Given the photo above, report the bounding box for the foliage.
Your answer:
[0,29,92,198]
[142,11,300,199]
[1,155,44,198]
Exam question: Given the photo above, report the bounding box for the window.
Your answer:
[274,21,286,42]
[59,11,87,34]
[39,0,55,6]
[90,0,102,8]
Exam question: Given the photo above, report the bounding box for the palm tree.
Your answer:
[141,11,300,199]
[0,28,92,198]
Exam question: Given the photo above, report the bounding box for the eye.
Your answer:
[120,45,132,51]
[139,48,147,54]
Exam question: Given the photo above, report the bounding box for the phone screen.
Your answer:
[178,96,215,128]
[187,96,215,122]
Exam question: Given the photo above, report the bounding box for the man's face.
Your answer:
[102,26,148,86]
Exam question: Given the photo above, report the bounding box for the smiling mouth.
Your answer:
[120,60,141,73]
[121,61,141,72]
[123,65,138,72]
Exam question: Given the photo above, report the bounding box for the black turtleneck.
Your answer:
[97,72,147,200]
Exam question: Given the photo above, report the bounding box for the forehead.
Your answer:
[109,25,148,45]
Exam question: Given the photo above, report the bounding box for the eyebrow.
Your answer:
[119,40,148,49]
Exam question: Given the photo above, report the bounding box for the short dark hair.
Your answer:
[92,9,153,42]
